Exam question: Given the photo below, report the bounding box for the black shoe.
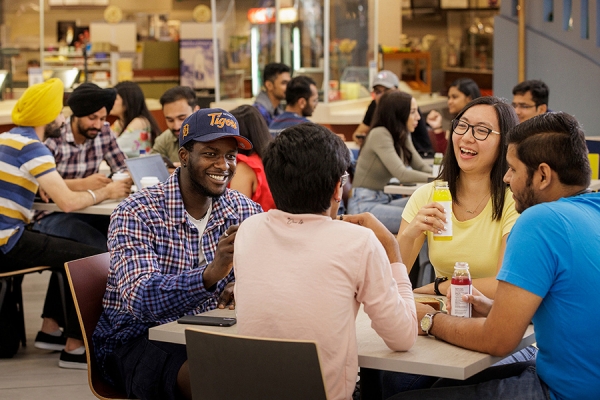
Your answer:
[34,331,66,351]
[58,349,88,370]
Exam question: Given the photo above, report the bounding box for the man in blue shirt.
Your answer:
[269,75,319,137]
[390,111,600,400]
[94,108,262,400]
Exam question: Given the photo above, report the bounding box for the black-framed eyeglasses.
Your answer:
[452,119,501,141]
[340,171,349,187]
[511,102,536,110]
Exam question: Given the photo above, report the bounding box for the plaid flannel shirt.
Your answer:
[93,170,262,379]
[35,118,127,220]
[45,117,127,178]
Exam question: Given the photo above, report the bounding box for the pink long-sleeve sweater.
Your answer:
[234,210,417,400]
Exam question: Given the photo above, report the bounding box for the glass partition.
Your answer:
[327,0,376,102]
[211,0,376,103]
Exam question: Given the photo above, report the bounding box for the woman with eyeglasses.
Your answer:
[399,96,518,298]
[348,90,432,234]
[426,78,481,153]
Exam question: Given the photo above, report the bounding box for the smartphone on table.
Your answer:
[177,315,237,327]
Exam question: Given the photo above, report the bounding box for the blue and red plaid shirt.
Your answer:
[44,116,127,179]
[35,117,127,221]
[93,170,262,380]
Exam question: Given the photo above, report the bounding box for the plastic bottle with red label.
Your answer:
[450,262,472,318]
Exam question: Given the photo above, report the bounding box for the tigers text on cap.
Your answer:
[372,70,399,89]
[179,108,252,150]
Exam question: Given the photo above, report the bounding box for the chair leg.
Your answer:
[0,278,7,317]
[12,275,27,347]
[53,271,69,334]
[0,277,27,347]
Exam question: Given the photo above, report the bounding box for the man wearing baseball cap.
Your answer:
[31,82,131,250]
[352,70,433,158]
[0,78,129,367]
[94,108,262,399]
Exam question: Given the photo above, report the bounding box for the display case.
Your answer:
[43,51,119,86]
[199,0,377,103]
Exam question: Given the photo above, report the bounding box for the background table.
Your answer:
[383,183,425,196]
[149,307,535,380]
[32,200,121,216]
[590,179,600,191]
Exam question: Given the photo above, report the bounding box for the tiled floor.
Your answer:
[0,271,95,399]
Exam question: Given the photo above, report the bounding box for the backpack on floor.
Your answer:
[0,278,22,358]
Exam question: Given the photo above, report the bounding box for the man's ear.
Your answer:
[264,80,274,92]
[537,104,548,115]
[537,163,553,189]
[298,98,307,110]
[178,146,189,166]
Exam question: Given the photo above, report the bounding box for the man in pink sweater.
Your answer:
[234,122,418,400]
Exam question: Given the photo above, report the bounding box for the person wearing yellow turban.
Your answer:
[11,78,64,127]
[0,79,130,367]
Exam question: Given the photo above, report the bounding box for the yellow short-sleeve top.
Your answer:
[402,182,519,279]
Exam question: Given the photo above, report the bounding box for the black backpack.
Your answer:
[0,277,23,358]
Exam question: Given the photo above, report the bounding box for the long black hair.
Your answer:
[114,81,161,144]
[230,105,272,159]
[370,90,414,164]
[440,96,519,221]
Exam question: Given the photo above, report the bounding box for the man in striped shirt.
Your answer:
[0,78,129,368]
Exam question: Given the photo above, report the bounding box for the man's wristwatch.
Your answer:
[434,276,448,296]
[420,312,439,336]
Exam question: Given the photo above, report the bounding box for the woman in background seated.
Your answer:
[427,78,481,154]
[348,90,432,233]
[229,105,275,211]
[111,81,161,158]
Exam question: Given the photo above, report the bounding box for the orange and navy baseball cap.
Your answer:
[179,108,252,150]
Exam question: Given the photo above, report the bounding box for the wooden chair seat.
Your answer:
[65,253,129,400]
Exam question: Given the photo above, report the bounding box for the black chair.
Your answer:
[0,267,67,348]
[185,329,328,400]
